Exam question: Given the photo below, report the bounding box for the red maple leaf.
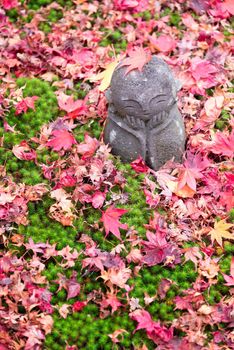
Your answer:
[57,92,86,118]
[72,301,86,312]
[15,96,39,115]
[131,156,149,173]
[101,206,128,240]
[47,130,77,151]
[119,47,152,75]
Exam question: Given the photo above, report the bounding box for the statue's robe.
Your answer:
[103,103,186,170]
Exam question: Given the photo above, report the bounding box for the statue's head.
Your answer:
[106,56,181,123]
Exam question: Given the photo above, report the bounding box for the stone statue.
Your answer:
[103,55,186,170]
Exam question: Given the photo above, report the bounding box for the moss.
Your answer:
[215,109,232,131]
[6,8,19,22]
[4,78,58,139]
[169,12,181,27]
[26,0,73,10]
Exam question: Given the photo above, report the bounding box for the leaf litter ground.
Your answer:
[0,1,233,349]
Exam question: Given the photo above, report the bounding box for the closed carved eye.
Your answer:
[122,99,143,109]
[149,94,167,106]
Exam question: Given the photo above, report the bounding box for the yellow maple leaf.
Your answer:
[209,219,234,247]
[90,59,119,92]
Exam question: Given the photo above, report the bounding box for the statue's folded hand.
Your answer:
[126,115,145,129]
[147,111,168,129]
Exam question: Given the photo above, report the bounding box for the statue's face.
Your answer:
[109,56,179,126]
[111,85,174,124]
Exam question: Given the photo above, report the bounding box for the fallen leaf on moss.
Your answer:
[101,206,128,240]
[208,219,234,247]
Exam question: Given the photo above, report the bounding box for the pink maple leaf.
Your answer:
[91,191,106,209]
[15,96,38,115]
[174,295,193,312]
[77,134,99,158]
[219,191,234,211]
[67,278,80,300]
[177,152,210,192]
[2,0,18,10]
[130,309,173,343]
[149,34,176,53]
[101,206,128,240]
[12,140,37,161]
[209,130,234,158]
[119,47,152,75]
[142,230,168,266]
[100,292,122,313]
[113,0,149,12]
[130,309,155,333]
[47,130,77,151]
[222,257,234,286]
[222,0,234,15]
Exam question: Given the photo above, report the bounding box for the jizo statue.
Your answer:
[103,55,186,170]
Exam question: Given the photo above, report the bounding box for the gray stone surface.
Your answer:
[103,55,186,170]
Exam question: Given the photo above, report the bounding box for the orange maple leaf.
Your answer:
[208,219,234,247]
[119,47,152,75]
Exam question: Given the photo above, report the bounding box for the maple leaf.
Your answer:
[2,0,18,10]
[209,130,234,158]
[222,257,234,286]
[58,304,71,319]
[100,266,131,288]
[47,130,77,151]
[222,0,234,15]
[130,309,173,343]
[108,329,128,344]
[119,47,152,75]
[67,276,80,300]
[183,246,202,270]
[90,59,119,91]
[131,156,149,173]
[57,92,86,118]
[157,278,172,300]
[12,140,37,161]
[15,96,38,115]
[100,292,122,313]
[130,309,155,333]
[91,191,106,209]
[25,238,47,254]
[72,301,86,312]
[171,152,210,198]
[208,219,234,247]
[77,133,99,158]
[149,34,176,53]
[101,206,128,240]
